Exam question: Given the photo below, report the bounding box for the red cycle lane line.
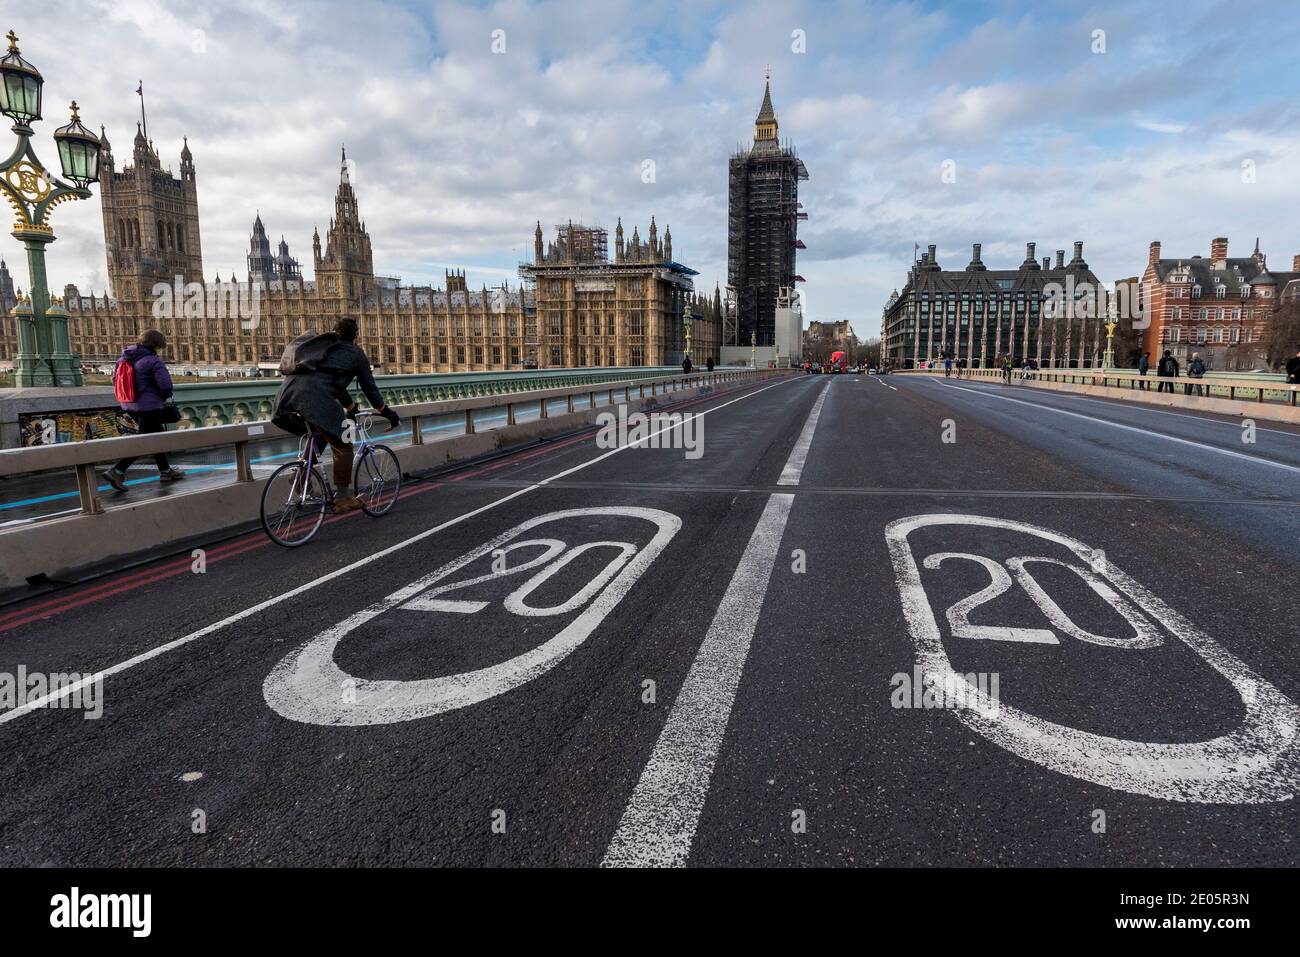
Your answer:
[0,377,773,634]
[0,478,445,634]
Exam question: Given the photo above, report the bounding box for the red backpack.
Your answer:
[113,357,137,404]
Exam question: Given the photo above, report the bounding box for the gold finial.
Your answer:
[6,30,18,53]
[69,100,80,121]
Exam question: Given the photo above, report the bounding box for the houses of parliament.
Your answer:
[1,121,723,374]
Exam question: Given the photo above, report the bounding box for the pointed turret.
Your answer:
[754,67,779,149]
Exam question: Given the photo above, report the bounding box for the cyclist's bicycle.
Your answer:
[260,411,402,547]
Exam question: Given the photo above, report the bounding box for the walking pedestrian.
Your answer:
[1138,351,1150,390]
[1156,349,1179,393]
[682,354,693,376]
[1186,352,1206,396]
[944,355,953,378]
[1285,348,1300,384]
[1002,354,1012,383]
[101,329,186,491]
[706,356,714,372]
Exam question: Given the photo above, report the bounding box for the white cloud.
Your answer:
[3,0,1299,337]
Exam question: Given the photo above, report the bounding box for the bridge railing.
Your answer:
[0,368,762,517]
[895,367,1300,405]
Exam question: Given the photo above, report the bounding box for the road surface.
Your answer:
[1,371,1297,866]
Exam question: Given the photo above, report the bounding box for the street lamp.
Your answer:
[1103,320,1118,371]
[1,30,99,387]
[682,300,692,363]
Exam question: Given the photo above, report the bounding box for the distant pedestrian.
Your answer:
[101,329,186,491]
[943,355,953,378]
[706,356,714,372]
[1002,354,1012,383]
[682,354,693,376]
[1138,351,1150,390]
[1286,348,1300,384]
[1156,349,1179,393]
[1186,352,1206,396]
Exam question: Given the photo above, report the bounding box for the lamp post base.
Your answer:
[11,354,82,387]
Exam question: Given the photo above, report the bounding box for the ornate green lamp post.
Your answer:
[682,300,692,363]
[1102,319,1118,371]
[1,30,100,387]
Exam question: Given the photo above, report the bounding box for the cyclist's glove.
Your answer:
[381,406,400,428]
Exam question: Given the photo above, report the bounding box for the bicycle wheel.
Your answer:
[261,461,329,546]
[356,444,402,516]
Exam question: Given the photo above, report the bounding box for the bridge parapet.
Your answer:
[0,369,783,593]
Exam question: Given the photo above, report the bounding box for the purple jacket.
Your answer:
[118,344,174,412]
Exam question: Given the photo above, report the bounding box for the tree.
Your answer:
[1263,297,1300,372]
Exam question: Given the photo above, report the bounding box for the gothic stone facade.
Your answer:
[519,220,722,368]
[0,136,553,374]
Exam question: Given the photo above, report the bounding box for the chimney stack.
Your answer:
[1026,242,1036,262]
[1293,254,1300,273]
[1149,240,1161,265]
[1211,237,1228,263]
[972,242,982,262]
[1074,241,1084,260]
[1055,250,1065,269]
[927,244,937,265]
[1043,256,1051,270]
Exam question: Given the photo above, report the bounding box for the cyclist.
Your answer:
[272,317,399,514]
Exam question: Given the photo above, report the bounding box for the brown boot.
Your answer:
[333,494,365,514]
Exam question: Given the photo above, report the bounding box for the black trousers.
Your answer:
[113,409,171,474]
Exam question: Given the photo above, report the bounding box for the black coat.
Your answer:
[272,341,385,442]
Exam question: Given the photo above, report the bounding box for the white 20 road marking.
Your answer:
[263,508,678,725]
[604,378,828,866]
[887,514,1300,803]
[0,374,800,726]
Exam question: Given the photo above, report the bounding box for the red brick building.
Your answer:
[1139,237,1299,371]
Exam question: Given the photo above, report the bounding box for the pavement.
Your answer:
[1,370,1297,866]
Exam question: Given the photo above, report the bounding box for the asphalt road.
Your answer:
[1,371,1297,866]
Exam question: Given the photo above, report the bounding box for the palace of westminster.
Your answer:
[0,117,728,375]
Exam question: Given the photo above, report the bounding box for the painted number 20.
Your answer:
[922,552,1163,649]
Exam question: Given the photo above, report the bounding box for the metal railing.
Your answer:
[0,368,763,518]
[896,367,1300,404]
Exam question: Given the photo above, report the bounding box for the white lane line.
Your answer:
[0,375,802,727]
[778,381,830,485]
[602,492,794,867]
[888,385,898,391]
[934,380,1300,476]
[604,379,828,866]
[948,378,1300,439]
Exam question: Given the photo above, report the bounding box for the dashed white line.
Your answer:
[778,381,829,485]
[602,492,794,867]
[605,377,828,866]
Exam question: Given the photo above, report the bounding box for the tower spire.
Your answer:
[754,69,778,145]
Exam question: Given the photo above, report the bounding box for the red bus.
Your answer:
[829,351,847,373]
